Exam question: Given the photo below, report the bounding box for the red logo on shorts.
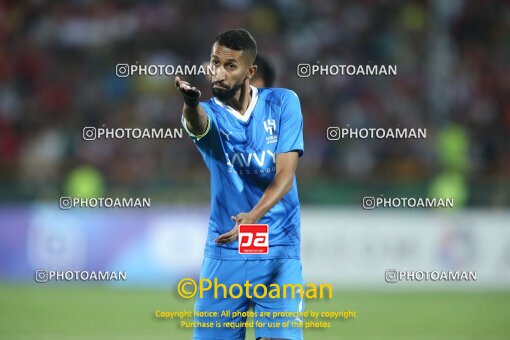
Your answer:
[238,224,269,254]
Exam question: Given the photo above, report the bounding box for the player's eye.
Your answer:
[227,64,237,70]
[211,60,220,66]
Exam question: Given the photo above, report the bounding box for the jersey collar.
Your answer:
[213,86,258,123]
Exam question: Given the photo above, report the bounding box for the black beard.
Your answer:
[211,82,243,102]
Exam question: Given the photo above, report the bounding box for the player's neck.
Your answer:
[225,81,251,115]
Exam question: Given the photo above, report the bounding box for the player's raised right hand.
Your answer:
[175,76,208,135]
[175,76,201,106]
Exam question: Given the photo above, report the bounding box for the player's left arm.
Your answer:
[215,151,299,244]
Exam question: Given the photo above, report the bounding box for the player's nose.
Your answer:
[213,67,227,81]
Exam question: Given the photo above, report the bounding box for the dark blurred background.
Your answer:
[0,0,509,206]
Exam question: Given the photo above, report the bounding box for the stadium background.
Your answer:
[1,0,509,339]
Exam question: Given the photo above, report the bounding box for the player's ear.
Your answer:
[245,64,257,80]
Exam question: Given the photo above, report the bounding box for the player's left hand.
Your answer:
[215,212,256,244]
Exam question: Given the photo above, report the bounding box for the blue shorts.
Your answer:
[193,257,304,340]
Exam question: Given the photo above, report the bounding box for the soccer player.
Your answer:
[175,28,304,340]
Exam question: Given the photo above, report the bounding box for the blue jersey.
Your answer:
[182,86,304,260]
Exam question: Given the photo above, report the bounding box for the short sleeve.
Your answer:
[275,90,304,156]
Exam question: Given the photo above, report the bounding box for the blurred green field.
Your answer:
[1,284,509,340]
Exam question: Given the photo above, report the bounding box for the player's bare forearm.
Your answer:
[183,104,208,136]
[175,76,208,136]
[248,151,299,222]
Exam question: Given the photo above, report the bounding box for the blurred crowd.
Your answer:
[0,0,508,205]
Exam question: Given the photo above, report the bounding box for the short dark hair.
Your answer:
[213,29,257,64]
[254,55,276,87]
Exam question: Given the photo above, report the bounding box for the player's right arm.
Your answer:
[175,76,208,136]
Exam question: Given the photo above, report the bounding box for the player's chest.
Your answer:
[217,116,280,151]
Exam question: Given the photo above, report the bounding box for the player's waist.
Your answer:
[204,244,300,260]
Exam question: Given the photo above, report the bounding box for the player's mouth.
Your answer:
[213,83,229,90]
